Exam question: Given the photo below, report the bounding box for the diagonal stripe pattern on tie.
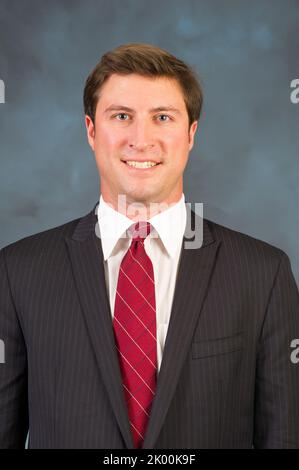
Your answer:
[113,221,157,449]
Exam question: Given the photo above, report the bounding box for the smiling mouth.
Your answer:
[121,160,161,169]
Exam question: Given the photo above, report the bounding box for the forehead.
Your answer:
[97,73,186,110]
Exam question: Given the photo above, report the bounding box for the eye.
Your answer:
[157,114,171,122]
[115,113,129,121]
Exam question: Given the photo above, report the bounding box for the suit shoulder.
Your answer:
[204,217,288,264]
[1,215,81,261]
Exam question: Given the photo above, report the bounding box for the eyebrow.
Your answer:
[103,105,182,115]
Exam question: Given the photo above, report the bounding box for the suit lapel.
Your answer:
[142,208,220,448]
[65,203,220,450]
[65,203,134,449]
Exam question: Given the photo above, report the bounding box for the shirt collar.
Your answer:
[97,193,186,260]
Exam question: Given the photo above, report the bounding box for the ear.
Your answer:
[85,115,95,151]
[188,120,198,151]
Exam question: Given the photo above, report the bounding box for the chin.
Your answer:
[122,185,151,199]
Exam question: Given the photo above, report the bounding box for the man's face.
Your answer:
[86,73,198,210]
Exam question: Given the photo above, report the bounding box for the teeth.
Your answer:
[126,161,158,168]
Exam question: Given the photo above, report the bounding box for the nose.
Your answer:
[128,120,155,151]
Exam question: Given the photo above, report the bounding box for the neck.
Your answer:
[101,192,183,221]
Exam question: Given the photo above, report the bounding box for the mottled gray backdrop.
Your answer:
[0,0,298,283]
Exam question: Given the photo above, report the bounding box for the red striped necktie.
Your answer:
[113,221,157,449]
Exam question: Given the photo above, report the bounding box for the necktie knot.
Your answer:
[129,221,152,243]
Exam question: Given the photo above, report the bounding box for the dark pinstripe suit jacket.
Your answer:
[1,203,299,449]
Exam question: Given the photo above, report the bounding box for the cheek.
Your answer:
[164,132,190,160]
[94,126,122,153]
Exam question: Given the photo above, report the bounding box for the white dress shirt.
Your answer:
[97,193,187,372]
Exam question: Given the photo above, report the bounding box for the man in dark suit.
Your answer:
[1,43,299,449]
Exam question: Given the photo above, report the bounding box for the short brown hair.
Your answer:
[83,43,203,128]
